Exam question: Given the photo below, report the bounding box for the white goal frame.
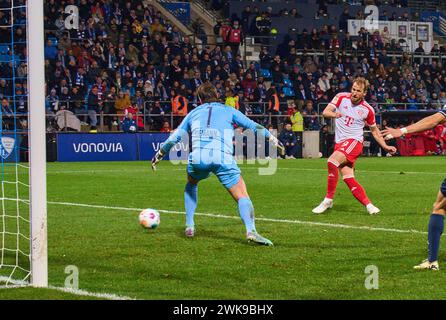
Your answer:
[27,0,47,287]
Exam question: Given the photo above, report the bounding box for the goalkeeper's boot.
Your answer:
[366,204,380,215]
[246,231,273,246]
[414,259,439,271]
[312,198,333,214]
[185,225,195,238]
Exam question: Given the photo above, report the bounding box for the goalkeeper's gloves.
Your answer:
[269,135,285,156]
[151,149,165,171]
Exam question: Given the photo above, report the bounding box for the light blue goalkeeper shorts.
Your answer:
[186,152,241,189]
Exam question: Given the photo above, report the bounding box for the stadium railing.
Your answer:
[34,96,446,133]
[317,102,443,114]
[43,110,330,133]
[39,99,446,132]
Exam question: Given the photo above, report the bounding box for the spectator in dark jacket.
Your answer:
[339,9,351,32]
[87,85,101,132]
[121,112,138,133]
[279,123,298,159]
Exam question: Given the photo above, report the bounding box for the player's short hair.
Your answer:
[197,82,219,103]
[352,77,369,92]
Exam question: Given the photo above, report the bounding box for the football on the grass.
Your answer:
[139,209,160,229]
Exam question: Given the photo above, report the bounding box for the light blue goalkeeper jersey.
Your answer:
[160,102,271,157]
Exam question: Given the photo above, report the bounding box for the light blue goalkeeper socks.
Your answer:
[184,183,198,227]
[238,197,256,233]
[428,214,444,262]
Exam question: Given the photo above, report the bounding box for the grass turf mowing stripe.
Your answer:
[47,200,428,235]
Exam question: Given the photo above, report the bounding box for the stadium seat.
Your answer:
[283,78,292,87]
[0,45,9,54]
[0,54,10,62]
[48,37,58,46]
[260,69,272,79]
[282,87,295,97]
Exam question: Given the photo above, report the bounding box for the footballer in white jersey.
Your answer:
[383,111,446,270]
[312,77,397,216]
[331,92,376,144]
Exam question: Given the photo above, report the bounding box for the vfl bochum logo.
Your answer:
[0,137,15,159]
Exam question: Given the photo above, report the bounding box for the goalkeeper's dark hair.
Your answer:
[197,82,219,103]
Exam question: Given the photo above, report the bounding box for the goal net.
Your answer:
[0,0,47,287]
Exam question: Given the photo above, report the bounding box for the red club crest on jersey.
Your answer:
[357,110,364,117]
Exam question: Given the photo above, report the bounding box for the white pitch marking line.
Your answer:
[34,167,444,176]
[0,276,135,300]
[47,201,427,235]
[47,286,135,300]
[4,161,442,175]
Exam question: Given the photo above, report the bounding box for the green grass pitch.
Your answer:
[0,156,445,299]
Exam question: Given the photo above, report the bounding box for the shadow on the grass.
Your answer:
[175,228,251,245]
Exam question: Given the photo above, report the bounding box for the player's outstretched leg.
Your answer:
[184,176,199,237]
[341,167,380,215]
[228,177,273,246]
[313,158,340,214]
[414,189,446,270]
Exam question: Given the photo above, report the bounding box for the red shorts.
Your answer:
[334,139,363,165]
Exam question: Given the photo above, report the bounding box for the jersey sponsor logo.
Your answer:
[0,137,15,159]
[344,116,355,126]
[73,142,124,153]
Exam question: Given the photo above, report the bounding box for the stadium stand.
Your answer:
[0,0,445,144]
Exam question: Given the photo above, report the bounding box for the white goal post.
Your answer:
[27,0,47,287]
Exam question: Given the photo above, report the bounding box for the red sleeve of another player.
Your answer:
[365,107,376,126]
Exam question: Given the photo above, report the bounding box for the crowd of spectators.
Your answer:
[1,0,445,135]
[229,0,410,38]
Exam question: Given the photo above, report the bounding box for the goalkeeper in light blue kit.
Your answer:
[151,83,284,245]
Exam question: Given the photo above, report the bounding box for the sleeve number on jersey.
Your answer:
[344,116,354,127]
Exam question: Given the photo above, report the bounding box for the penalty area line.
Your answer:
[47,201,427,235]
